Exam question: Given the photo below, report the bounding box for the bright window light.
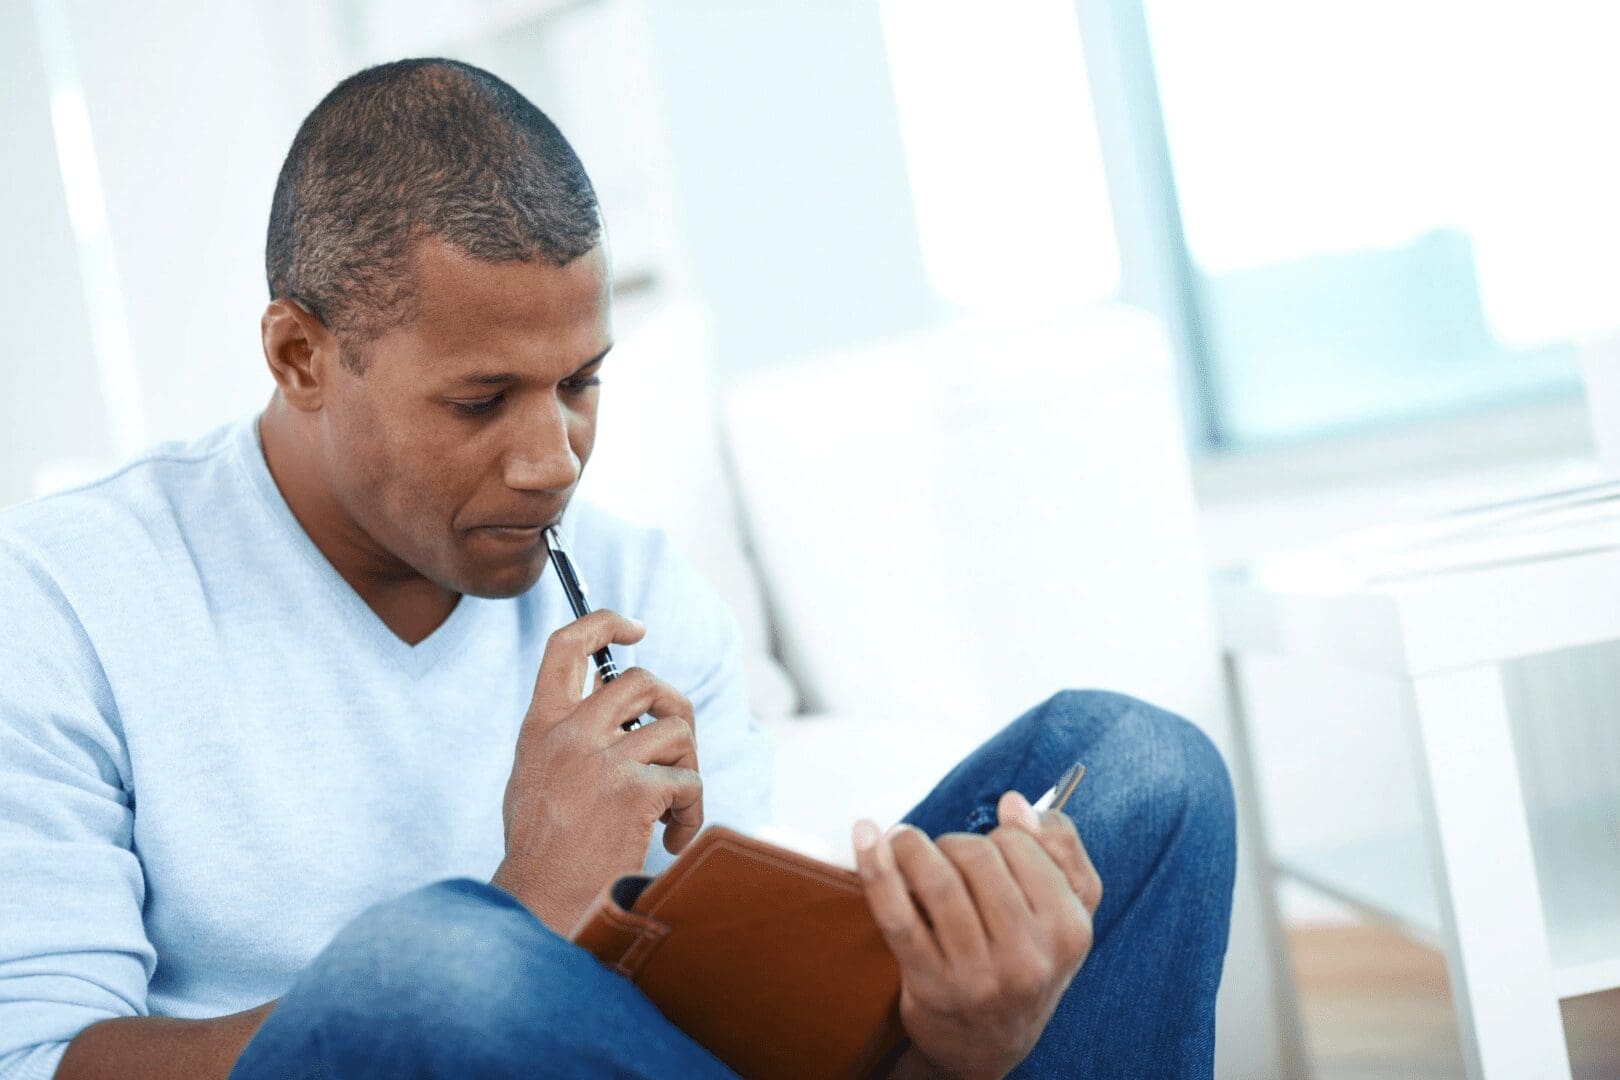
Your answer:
[1148,0,1620,349]
[33,0,146,458]
[879,0,1120,313]
[1146,0,1591,443]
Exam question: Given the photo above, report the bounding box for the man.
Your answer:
[0,59,1236,1079]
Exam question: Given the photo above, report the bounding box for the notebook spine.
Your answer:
[569,881,671,978]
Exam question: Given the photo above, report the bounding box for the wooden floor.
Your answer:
[1289,923,1620,1079]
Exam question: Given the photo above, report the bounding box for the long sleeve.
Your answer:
[0,532,155,1080]
[632,532,776,875]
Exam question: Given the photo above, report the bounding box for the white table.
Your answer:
[1214,528,1620,1079]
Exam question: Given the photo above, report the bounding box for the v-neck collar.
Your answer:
[230,414,490,679]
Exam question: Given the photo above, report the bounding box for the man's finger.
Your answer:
[990,823,1082,922]
[888,826,991,970]
[574,667,692,741]
[935,833,1030,946]
[998,790,1102,916]
[530,610,645,725]
[647,763,704,854]
[618,714,698,773]
[1036,810,1103,915]
[853,820,945,981]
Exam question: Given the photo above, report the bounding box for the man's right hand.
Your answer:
[491,609,703,935]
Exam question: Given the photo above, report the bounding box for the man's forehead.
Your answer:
[379,237,612,377]
[408,237,611,322]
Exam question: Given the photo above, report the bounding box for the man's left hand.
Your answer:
[852,791,1102,1080]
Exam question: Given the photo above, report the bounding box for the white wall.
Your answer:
[56,0,330,448]
[639,0,946,377]
[0,0,357,506]
[0,0,110,506]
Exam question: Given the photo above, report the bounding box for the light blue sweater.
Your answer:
[0,416,774,1079]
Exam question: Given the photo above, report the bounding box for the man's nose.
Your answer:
[502,397,580,492]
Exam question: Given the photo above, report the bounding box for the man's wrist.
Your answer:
[490,859,571,934]
[490,861,541,919]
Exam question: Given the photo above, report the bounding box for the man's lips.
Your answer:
[470,516,561,545]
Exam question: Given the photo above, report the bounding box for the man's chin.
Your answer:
[455,553,549,600]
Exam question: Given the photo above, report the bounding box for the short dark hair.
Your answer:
[266,58,600,370]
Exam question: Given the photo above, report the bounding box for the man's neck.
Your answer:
[255,398,460,645]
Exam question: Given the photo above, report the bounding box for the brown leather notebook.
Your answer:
[567,826,906,1079]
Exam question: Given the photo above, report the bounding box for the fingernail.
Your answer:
[852,819,879,852]
[629,617,645,630]
[1009,791,1041,832]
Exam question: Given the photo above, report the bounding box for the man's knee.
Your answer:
[300,879,582,1043]
[1032,689,1235,850]
[238,881,662,1078]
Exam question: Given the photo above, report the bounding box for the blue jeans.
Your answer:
[231,690,1237,1079]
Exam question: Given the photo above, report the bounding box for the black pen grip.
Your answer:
[545,528,636,728]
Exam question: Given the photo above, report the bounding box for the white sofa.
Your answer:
[583,297,1290,1079]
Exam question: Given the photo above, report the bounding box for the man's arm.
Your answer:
[56,1004,274,1080]
[0,538,287,1080]
[57,608,694,1078]
[0,535,164,1079]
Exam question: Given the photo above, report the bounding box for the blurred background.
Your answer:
[5,1,1619,1077]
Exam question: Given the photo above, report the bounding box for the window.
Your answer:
[880,0,1119,313]
[1144,0,1593,448]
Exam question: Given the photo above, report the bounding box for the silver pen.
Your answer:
[1032,762,1086,813]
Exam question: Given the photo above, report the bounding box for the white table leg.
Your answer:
[1404,665,1569,1080]
[1222,655,1313,1080]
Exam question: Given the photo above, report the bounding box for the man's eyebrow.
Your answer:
[455,345,613,386]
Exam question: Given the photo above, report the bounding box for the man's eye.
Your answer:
[452,394,505,416]
[561,375,602,395]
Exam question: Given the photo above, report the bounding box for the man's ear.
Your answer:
[261,298,339,412]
